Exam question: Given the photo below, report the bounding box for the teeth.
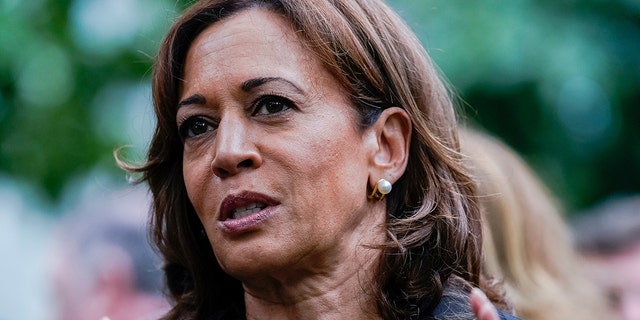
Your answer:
[232,202,266,219]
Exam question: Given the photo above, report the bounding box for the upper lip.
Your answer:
[219,191,279,221]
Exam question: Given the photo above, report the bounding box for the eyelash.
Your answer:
[177,94,296,142]
[250,94,295,116]
[178,116,217,141]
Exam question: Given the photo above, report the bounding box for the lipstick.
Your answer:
[218,191,279,235]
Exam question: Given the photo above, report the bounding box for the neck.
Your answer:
[244,280,380,319]
[242,223,385,320]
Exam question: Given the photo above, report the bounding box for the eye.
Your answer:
[178,116,215,140]
[252,95,293,116]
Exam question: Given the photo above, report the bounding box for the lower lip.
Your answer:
[218,206,278,235]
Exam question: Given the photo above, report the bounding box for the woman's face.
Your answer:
[178,8,384,281]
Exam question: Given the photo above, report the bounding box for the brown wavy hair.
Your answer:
[127,0,505,318]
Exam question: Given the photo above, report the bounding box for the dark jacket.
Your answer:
[421,294,522,320]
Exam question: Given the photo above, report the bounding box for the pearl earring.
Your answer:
[368,179,392,201]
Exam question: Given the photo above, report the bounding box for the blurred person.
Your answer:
[460,127,610,320]
[573,194,640,320]
[49,186,170,320]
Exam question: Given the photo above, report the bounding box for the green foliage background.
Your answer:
[1,0,638,214]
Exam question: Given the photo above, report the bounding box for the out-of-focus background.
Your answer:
[0,0,638,318]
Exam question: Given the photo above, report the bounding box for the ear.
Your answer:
[367,107,412,185]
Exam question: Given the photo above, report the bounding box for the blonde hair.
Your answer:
[460,127,609,320]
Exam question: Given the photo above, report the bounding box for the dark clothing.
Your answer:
[421,294,522,320]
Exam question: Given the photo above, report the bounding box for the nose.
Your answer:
[210,116,262,179]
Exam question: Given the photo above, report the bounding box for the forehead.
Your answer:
[183,8,316,83]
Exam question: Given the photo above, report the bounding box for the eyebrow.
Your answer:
[241,77,303,93]
[178,94,206,108]
[177,77,303,109]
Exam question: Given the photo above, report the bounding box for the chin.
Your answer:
[214,243,292,279]
[219,258,288,285]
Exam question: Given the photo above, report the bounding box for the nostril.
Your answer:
[211,159,254,178]
[212,166,230,179]
[238,159,253,168]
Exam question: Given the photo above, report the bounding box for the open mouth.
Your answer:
[218,191,280,235]
[232,202,267,219]
[219,191,278,222]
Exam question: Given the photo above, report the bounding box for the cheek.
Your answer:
[182,151,213,213]
[283,133,355,184]
[294,111,364,168]
[292,129,368,207]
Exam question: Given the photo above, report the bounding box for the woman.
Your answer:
[128,0,518,318]
[460,127,610,320]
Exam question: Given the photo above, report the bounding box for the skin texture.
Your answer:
[178,8,411,319]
